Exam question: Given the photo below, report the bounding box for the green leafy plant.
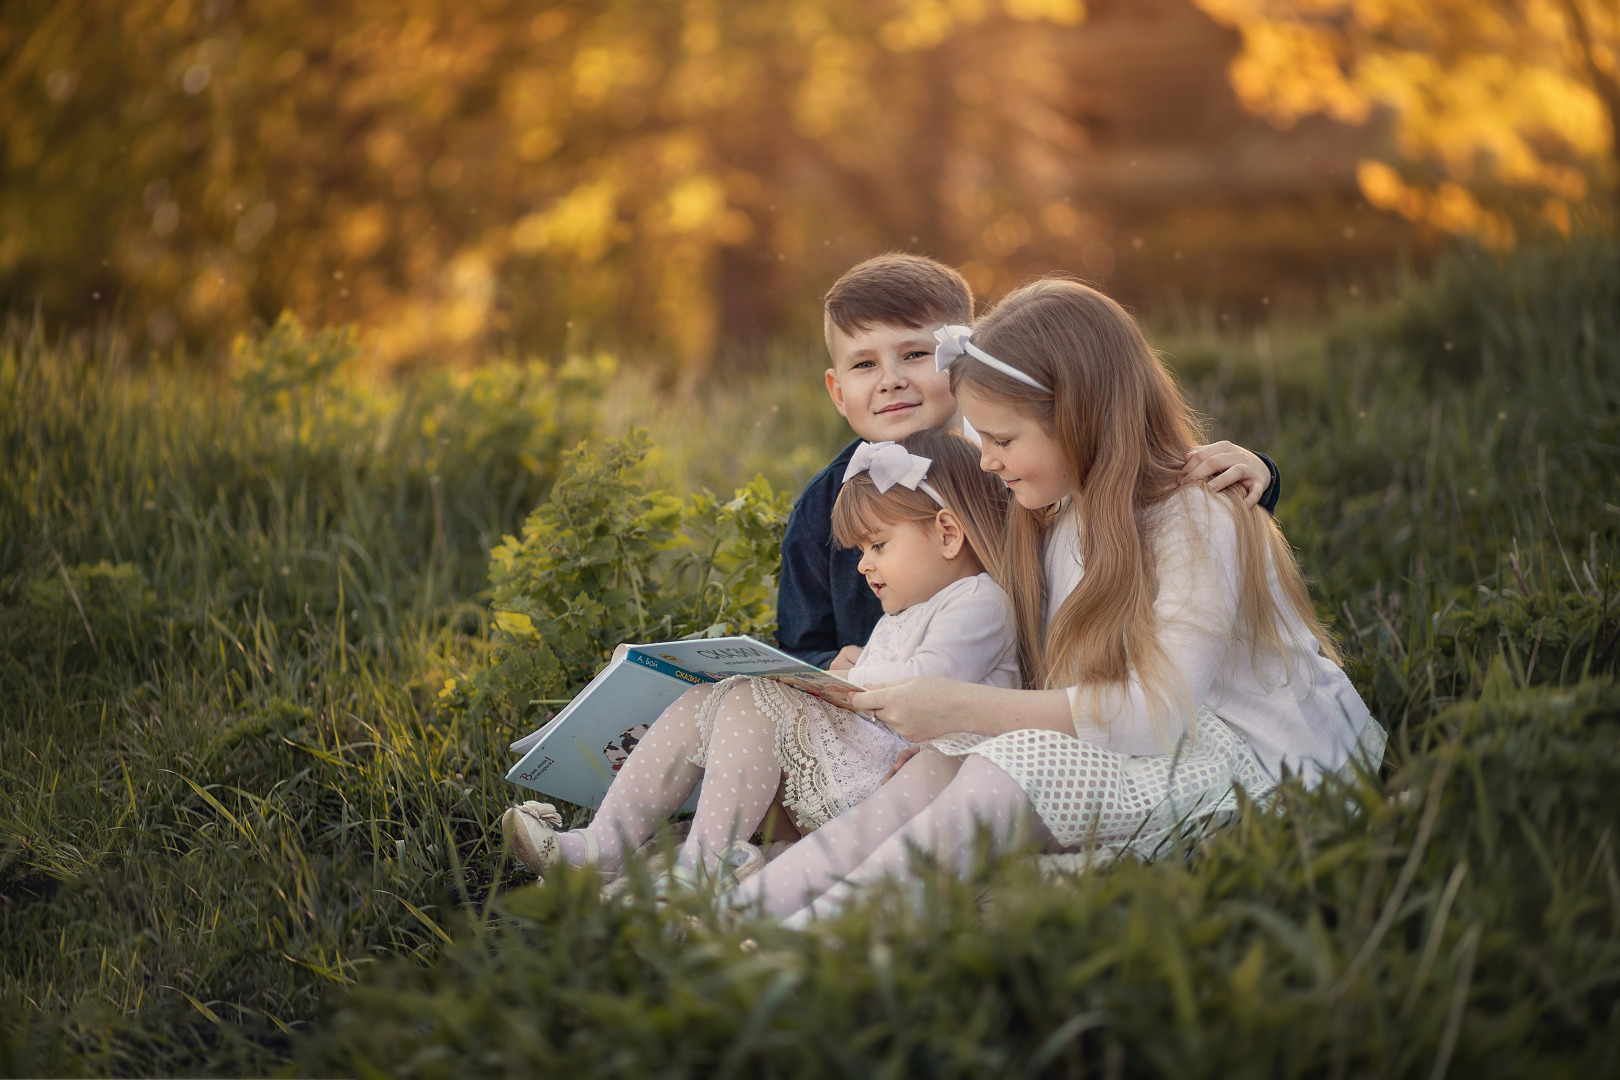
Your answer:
[440,430,792,729]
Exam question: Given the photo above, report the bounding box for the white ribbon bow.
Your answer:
[933,323,1050,393]
[842,441,945,507]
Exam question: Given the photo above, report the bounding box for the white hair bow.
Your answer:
[842,441,945,507]
[933,324,1050,393]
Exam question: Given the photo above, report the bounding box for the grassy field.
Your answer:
[3,237,1618,1077]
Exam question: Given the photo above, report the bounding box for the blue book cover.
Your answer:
[504,635,867,810]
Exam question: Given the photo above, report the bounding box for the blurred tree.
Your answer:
[1,0,1086,371]
[1194,0,1618,245]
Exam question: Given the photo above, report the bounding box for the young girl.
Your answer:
[502,428,1019,885]
[730,280,1384,921]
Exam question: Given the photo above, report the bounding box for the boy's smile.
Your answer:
[824,321,958,442]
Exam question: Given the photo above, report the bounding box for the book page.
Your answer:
[761,669,865,711]
[629,637,871,714]
[634,637,832,680]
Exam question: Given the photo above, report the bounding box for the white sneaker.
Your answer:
[500,801,598,877]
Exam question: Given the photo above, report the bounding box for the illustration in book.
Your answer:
[505,635,870,809]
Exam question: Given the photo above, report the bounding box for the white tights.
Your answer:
[554,682,780,873]
[728,747,1050,920]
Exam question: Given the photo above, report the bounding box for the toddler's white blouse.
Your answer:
[696,571,1019,832]
[848,572,1019,690]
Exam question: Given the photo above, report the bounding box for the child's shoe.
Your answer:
[501,801,599,877]
[602,842,766,907]
[720,841,766,886]
[657,844,759,904]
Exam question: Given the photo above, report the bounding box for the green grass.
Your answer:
[3,237,1619,1076]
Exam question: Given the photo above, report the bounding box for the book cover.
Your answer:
[504,635,867,809]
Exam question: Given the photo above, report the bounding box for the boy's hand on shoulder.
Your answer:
[1181,441,1270,508]
[829,645,863,673]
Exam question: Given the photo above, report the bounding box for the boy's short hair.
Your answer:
[823,253,973,337]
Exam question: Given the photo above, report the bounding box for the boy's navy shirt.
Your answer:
[775,437,1282,668]
[776,439,878,668]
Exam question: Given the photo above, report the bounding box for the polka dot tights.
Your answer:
[553,682,783,873]
[727,748,1048,920]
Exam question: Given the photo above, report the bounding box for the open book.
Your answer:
[505,635,867,810]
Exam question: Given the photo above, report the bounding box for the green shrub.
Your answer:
[439,431,793,730]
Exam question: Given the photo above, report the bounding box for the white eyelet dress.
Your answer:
[929,490,1383,857]
[688,573,1019,831]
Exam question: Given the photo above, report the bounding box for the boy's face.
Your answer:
[824,320,958,443]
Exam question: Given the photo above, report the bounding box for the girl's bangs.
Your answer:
[830,478,937,549]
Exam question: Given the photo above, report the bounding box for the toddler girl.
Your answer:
[502,428,1018,885]
[731,283,1385,921]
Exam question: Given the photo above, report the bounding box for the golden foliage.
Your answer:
[1196,0,1619,243]
[1,0,1091,369]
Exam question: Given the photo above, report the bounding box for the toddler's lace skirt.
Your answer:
[927,711,1274,855]
[687,676,907,832]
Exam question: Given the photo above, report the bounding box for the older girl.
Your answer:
[733,280,1382,921]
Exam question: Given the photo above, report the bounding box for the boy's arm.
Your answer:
[775,484,841,668]
[1257,452,1281,515]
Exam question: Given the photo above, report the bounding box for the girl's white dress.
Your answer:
[930,490,1384,854]
[690,573,1019,830]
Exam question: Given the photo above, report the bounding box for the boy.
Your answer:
[777,253,1280,667]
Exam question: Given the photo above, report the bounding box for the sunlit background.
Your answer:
[3,0,1615,371]
[5,6,1620,1072]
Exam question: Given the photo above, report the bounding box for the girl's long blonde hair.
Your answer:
[952,279,1337,740]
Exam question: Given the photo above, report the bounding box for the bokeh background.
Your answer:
[6,5,1620,1075]
[4,0,1615,371]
